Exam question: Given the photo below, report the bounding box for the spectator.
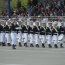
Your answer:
[0,0,65,17]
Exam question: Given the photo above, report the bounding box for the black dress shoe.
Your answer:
[24,43,26,46]
[0,42,1,46]
[2,43,6,46]
[24,43,28,47]
[12,44,16,49]
[36,44,39,48]
[19,42,22,47]
[54,44,58,48]
[42,43,45,48]
[30,44,34,47]
[60,44,64,48]
[25,43,28,47]
[7,43,11,46]
[48,44,52,48]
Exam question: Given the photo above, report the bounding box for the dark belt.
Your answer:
[18,31,22,33]
[5,31,10,33]
[1,31,4,33]
[53,33,58,35]
[11,31,17,33]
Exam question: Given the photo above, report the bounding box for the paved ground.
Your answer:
[0,44,65,65]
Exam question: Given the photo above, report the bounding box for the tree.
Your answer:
[17,0,21,9]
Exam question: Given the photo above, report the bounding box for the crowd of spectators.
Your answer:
[0,0,65,17]
[28,0,65,16]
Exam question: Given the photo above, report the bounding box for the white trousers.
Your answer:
[11,32,17,45]
[52,35,58,44]
[29,34,33,44]
[34,34,39,44]
[0,33,1,42]
[40,35,45,43]
[22,33,28,43]
[46,35,51,44]
[17,32,22,43]
[1,32,5,43]
[58,34,64,44]
[5,33,11,44]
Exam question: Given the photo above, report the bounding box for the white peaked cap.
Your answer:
[41,19,44,22]
[52,22,54,26]
[33,22,36,26]
[36,20,39,23]
[27,22,30,25]
[27,17,31,22]
[38,15,41,17]
[54,21,57,23]
[30,20,33,22]
[17,22,19,25]
[42,18,48,22]
[36,20,39,22]
[6,22,8,25]
[52,21,56,26]
[57,22,61,27]
[19,18,21,21]
[8,19,11,21]
[30,21,33,25]
[43,18,46,22]
[39,22,40,26]
[52,21,57,26]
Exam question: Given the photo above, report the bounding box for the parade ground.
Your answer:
[0,43,65,65]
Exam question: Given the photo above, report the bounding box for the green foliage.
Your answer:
[11,0,28,9]
[0,0,28,10]
[11,0,17,9]
[17,0,21,9]
[20,0,28,7]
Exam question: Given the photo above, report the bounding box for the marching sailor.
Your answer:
[22,22,28,47]
[16,22,22,47]
[46,23,52,48]
[27,22,34,47]
[0,23,6,46]
[52,22,58,48]
[10,22,17,49]
[39,23,46,48]
[0,24,2,46]
[33,22,39,47]
[57,22,64,48]
[4,22,11,46]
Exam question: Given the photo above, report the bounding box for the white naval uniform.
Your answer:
[23,33,28,43]
[46,27,52,44]
[0,32,1,43]
[22,25,28,44]
[17,31,22,43]
[52,33,58,44]
[46,35,52,44]
[11,31,17,45]
[5,32,11,44]
[1,31,5,43]
[28,26,34,44]
[29,34,33,44]
[57,26,64,44]
[34,34,39,44]
[33,26,39,45]
[58,34,64,44]
[39,27,46,44]
[40,35,45,44]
